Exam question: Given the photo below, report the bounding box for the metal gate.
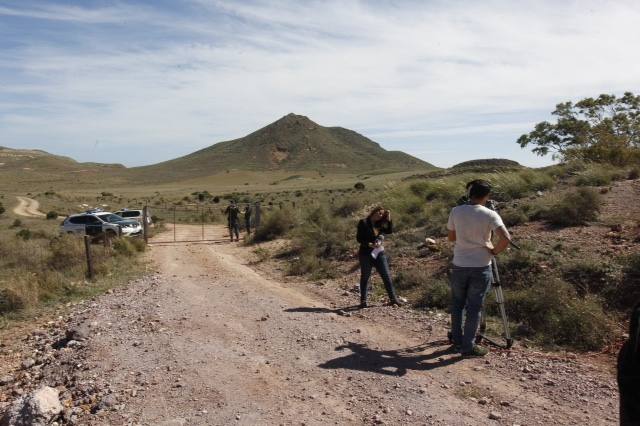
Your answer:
[142,202,261,244]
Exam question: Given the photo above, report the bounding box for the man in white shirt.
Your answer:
[447,180,511,357]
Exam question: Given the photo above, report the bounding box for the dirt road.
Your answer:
[0,225,620,425]
[12,196,45,218]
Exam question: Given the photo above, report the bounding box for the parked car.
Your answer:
[114,209,151,225]
[60,210,142,238]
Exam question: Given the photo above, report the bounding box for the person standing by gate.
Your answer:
[243,205,252,236]
[225,200,241,242]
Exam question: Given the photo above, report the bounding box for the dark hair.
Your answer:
[466,180,491,199]
[367,206,385,220]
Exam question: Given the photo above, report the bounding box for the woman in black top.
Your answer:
[356,206,401,308]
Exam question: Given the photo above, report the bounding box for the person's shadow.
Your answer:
[319,341,462,376]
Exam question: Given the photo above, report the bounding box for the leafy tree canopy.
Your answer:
[518,92,640,165]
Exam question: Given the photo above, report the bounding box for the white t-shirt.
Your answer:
[447,204,508,267]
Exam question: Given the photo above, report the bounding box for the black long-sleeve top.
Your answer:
[356,218,393,253]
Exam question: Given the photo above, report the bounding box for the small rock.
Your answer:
[405,409,413,416]
[478,398,488,405]
[21,358,36,370]
[500,401,511,407]
[489,411,502,420]
[0,375,15,385]
[1,386,63,426]
[65,325,90,341]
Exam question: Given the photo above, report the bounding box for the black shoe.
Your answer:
[388,299,404,307]
[359,301,368,309]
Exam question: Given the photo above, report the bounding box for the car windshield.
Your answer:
[97,213,124,223]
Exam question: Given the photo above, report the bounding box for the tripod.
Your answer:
[475,255,514,349]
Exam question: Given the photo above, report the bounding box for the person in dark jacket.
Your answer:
[356,206,401,308]
[618,302,640,425]
[225,201,240,242]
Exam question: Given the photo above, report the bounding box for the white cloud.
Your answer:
[1,0,639,166]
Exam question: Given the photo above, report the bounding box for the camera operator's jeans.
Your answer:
[449,265,492,353]
[359,251,398,303]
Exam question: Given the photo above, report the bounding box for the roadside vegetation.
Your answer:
[0,207,146,327]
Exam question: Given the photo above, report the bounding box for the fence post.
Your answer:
[173,206,177,242]
[84,235,95,280]
[143,205,149,244]
[201,206,205,240]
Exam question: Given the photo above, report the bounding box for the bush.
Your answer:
[575,167,626,186]
[113,238,146,256]
[628,168,639,180]
[506,278,613,350]
[252,209,295,243]
[561,259,617,297]
[212,196,220,203]
[10,219,22,228]
[46,211,58,220]
[500,207,529,227]
[333,200,361,218]
[354,182,365,190]
[617,253,640,309]
[48,235,85,271]
[16,229,32,240]
[0,204,4,215]
[543,188,601,226]
[416,279,450,309]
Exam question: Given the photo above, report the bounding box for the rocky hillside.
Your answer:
[129,114,434,182]
[0,147,126,191]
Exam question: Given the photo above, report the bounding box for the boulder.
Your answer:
[1,386,63,426]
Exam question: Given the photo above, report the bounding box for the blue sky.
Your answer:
[1,0,639,168]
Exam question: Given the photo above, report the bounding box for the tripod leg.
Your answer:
[494,285,513,348]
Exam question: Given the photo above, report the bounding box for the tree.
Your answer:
[518,92,640,165]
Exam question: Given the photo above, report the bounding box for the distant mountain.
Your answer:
[130,114,434,182]
[0,146,126,190]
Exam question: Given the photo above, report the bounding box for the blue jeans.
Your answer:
[359,251,397,303]
[449,265,492,353]
[229,221,240,240]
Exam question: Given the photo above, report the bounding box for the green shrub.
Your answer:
[561,259,617,297]
[491,170,554,201]
[628,168,639,180]
[354,182,365,190]
[575,167,625,186]
[617,253,640,309]
[506,278,613,350]
[0,204,5,215]
[291,206,352,260]
[415,279,450,309]
[252,209,296,243]
[333,199,361,218]
[46,211,58,220]
[113,238,146,256]
[48,235,85,271]
[500,207,529,226]
[16,229,32,240]
[543,188,601,226]
[10,219,22,228]
[409,180,460,203]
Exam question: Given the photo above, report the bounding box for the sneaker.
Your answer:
[388,299,405,307]
[461,345,489,358]
[359,301,368,309]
